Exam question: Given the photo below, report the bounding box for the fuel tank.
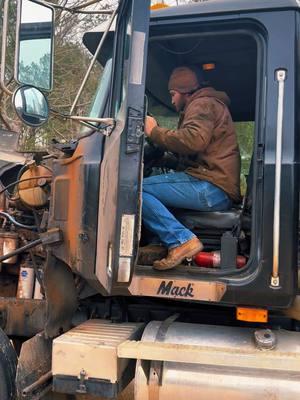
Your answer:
[133,321,300,400]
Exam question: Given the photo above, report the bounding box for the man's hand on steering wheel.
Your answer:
[144,115,158,137]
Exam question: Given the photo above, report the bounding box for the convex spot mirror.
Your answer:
[15,0,55,91]
[13,85,49,127]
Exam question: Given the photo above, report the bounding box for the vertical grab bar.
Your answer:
[271,69,287,287]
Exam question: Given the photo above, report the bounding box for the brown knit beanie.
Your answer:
[168,66,202,94]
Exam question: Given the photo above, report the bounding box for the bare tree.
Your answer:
[0,0,116,149]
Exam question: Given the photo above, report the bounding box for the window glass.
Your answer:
[235,121,254,195]
[88,58,112,119]
[78,58,112,136]
[113,5,132,116]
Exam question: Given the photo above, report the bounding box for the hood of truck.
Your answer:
[0,129,27,170]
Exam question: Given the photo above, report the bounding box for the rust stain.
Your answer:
[50,143,84,267]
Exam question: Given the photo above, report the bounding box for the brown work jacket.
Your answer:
[150,87,241,203]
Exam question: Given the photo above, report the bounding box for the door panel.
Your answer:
[96,0,150,294]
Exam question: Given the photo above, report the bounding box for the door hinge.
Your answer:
[257,143,264,180]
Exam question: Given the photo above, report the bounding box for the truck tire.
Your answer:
[0,328,17,400]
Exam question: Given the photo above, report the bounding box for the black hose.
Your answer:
[0,176,52,196]
[0,212,37,230]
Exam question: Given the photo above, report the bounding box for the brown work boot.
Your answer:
[138,244,168,265]
[153,237,203,271]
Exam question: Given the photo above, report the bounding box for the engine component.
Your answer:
[0,238,41,264]
[0,327,17,400]
[0,231,18,264]
[194,251,246,269]
[34,279,43,300]
[17,261,34,299]
[0,192,7,212]
[17,164,52,208]
[0,212,37,230]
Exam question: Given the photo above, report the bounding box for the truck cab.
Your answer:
[48,0,299,309]
[1,1,300,399]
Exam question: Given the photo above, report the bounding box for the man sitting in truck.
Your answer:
[143,65,241,270]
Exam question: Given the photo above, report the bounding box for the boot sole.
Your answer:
[153,242,204,271]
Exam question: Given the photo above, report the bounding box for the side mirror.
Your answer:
[15,0,55,91]
[13,85,49,127]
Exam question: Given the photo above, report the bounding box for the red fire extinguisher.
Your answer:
[194,251,246,269]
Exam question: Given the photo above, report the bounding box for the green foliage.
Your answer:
[235,122,254,194]
[19,53,51,90]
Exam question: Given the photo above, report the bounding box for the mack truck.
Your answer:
[0,0,300,399]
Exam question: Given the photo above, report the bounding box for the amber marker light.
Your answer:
[237,307,268,323]
[202,63,216,71]
[150,3,169,10]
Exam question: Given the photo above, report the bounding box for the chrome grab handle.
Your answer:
[271,69,287,288]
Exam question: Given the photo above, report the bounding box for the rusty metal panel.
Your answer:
[48,132,106,294]
[16,333,52,400]
[95,119,124,292]
[0,297,46,337]
[44,253,77,339]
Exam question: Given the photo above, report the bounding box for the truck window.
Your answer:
[111,7,132,116]
[88,58,112,120]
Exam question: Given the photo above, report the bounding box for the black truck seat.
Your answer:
[174,208,241,231]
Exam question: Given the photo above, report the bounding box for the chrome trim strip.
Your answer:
[272,69,287,287]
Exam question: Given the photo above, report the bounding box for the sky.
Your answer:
[22,0,53,23]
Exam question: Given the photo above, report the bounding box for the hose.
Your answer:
[0,212,37,230]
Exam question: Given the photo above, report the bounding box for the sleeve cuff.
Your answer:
[150,126,168,148]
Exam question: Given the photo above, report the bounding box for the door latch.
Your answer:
[127,107,144,153]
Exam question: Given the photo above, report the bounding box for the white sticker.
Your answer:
[118,257,131,283]
[129,31,145,85]
[120,214,135,256]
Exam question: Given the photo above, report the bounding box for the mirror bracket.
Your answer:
[50,109,115,135]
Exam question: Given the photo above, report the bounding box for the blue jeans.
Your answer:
[142,172,232,249]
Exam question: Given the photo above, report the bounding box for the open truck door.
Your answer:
[95,0,150,294]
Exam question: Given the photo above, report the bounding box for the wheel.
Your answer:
[0,328,18,400]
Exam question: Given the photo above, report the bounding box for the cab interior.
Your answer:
[137,26,259,275]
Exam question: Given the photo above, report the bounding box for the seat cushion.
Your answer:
[174,209,241,230]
